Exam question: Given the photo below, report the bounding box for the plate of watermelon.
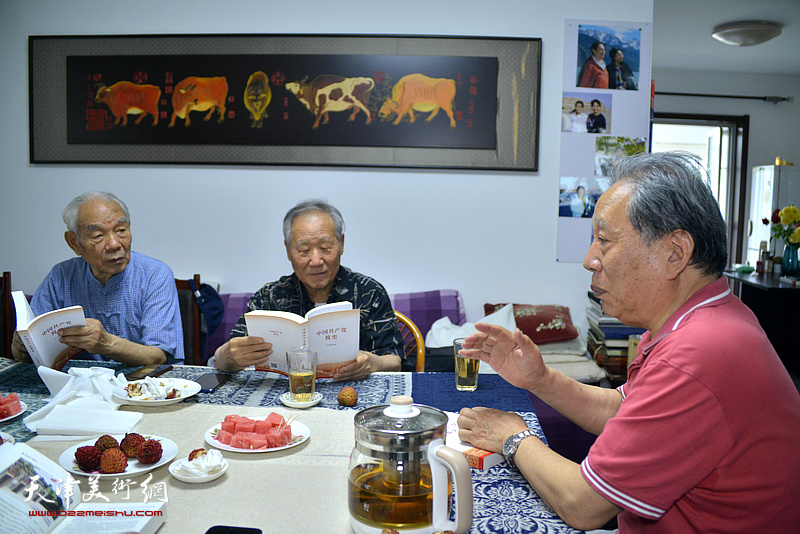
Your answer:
[205,412,310,453]
[0,393,26,423]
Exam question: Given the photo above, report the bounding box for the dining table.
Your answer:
[0,357,582,534]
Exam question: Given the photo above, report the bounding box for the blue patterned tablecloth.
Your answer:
[0,358,581,533]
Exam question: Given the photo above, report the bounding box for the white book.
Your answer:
[245,301,360,378]
[0,442,165,534]
[12,291,86,369]
[445,412,505,471]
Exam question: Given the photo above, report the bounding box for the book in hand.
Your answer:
[445,412,504,470]
[0,441,166,534]
[12,291,86,370]
[246,301,360,379]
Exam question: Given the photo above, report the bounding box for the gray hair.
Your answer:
[62,192,130,235]
[282,199,345,244]
[611,151,728,277]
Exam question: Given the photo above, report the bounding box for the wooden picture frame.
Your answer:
[29,34,541,171]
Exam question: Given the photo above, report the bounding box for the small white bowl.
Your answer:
[168,458,228,484]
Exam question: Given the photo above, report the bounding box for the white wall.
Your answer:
[1,0,654,329]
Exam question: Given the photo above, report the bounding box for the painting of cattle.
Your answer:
[94,81,160,127]
[378,74,457,128]
[169,76,228,128]
[244,71,271,128]
[285,75,374,129]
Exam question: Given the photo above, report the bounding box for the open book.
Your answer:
[245,301,360,378]
[12,292,86,370]
[0,441,165,534]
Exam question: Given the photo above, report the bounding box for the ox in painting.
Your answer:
[169,76,228,128]
[285,75,374,129]
[94,81,161,127]
[378,74,457,128]
[244,71,271,128]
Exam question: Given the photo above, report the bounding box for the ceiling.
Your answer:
[653,0,800,76]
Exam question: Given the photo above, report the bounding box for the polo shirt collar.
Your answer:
[639,277,731,356]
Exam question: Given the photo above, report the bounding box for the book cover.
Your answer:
[12,291,86,369]
[0,442,166,534]
[585,306,622,325]
[445,412,504,470]
[246,301,360,378]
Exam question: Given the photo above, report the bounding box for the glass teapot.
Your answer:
[348,395,473,534]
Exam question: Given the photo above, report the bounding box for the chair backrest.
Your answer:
[395,311,425,372]
[1,272,13,359]
[175,274,202,365]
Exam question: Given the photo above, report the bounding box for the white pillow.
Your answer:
[425,303,516,348]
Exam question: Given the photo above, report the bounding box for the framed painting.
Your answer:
[29,34,541,170]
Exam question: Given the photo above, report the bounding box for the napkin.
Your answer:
[24,366,141,439]
[173,449,226,477]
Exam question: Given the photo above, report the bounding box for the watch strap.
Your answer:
[504,429,537,468]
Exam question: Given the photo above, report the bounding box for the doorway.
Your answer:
[651,113,749,266]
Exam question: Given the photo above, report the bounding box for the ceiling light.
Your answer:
[712,21,782,46]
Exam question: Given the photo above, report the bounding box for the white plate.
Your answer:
[0,401,27,423]
[113,379,201,406]
[205,420,310,454]
[279,391,322,409]
[168,458,229,484]
[58,435,178,478]
[0,432,15,445]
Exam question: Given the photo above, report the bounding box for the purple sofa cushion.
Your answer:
[390,289,466,338]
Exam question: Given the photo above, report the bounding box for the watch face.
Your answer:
[503,435,516,458]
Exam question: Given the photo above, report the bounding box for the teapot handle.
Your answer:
[428,438,473,534]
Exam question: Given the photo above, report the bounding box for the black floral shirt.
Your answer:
[229,266,404,358]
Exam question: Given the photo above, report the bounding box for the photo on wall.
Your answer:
[576,24,641,90]
[558,176,609,218]
[561,92,612,134]
[594,135,646,177]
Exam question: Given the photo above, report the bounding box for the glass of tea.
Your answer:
[286,346,317,402]
[453,337,479,391]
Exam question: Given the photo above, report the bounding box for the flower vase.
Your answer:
[783,245,799,277]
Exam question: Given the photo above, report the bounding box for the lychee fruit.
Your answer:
[99,448,128,474]
[137,438,163,464]
[75,445,103,471]
[119,433,145,458]
[94,434,119,452]
[337,386,358,407]
[188,448,207,461]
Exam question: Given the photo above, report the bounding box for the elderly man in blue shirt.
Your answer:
[11,191,184,366]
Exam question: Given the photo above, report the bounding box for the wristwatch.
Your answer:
[503,429,538,468]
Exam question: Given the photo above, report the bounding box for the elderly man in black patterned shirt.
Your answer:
[212,199,403,380]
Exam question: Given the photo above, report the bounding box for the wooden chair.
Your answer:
[395,311,425,372]
[175,274,202,365]
[1,272,13,359]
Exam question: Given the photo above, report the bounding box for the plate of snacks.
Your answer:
[205,412,310,454]
[58,433,178,478]
[0,392,26,422]
[169,448,228,483]
[0,432,15,446]
[113,377,200,406]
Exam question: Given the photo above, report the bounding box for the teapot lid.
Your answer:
[353,396,448,457]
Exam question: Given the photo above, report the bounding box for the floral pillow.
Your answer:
[483,303,579,345]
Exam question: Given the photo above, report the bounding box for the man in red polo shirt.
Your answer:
[457,151,800,532]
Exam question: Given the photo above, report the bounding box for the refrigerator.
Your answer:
[746,164,800,266]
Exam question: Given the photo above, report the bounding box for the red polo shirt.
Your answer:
[581,278,800,532]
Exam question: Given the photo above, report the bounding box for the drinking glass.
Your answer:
[453,338,479,391]
[287,346,317,402]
